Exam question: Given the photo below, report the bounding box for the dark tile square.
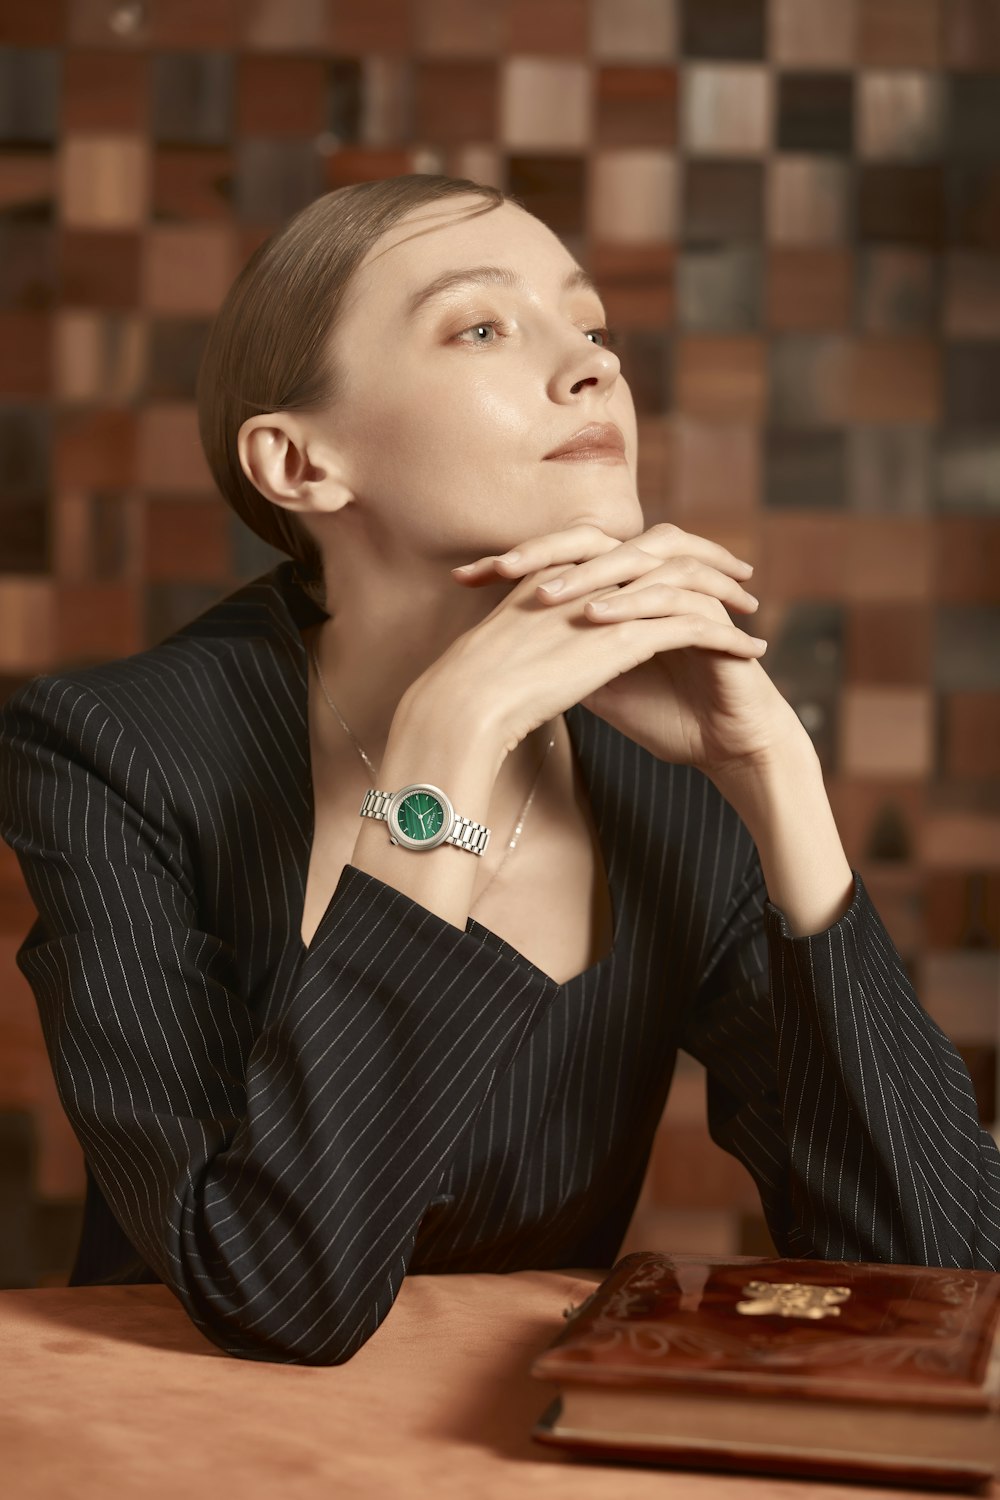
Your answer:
[414,61,496,143]
[934,607,1000,690]
[949,74,1000,160]
[680,0,766,59]
[0,404,51,494]
[151,52,233,146]
[230,515,288,580]
[236,140,324,226]
[769,334,851,426]
[152,148,235,223]
[59,232,142,307]
[147,320,211,400]
[0,223,56,309]
[945,343,1000,425]
[858,165,948,245]
[146,582,229,648]
[595,67,678,147]
[0,494,48,571]
[849,428,931,513]
[945,0,1000,69]
[616,329,671,414]
[777,73,854,155]
[683,162,763,242]
[0,48,60,144]
[677,246,762,331]
[765,429,847,507]
[947,164,1000,250]
[857,248,939,332]
[327,58,365,145]
[0,148,55,224]
[507,155,586,235]
[936,430,1000,512]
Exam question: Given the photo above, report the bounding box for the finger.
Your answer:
[620,611,768,659]
[452,524,619,579]
[582,585,767,654]
[540,556,758,613]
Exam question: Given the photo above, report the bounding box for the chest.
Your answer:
[300,759,614,987]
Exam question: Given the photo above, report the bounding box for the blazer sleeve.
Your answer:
[679,845,1000,1269]
[0,674,561,1364]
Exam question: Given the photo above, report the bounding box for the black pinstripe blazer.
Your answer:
[2,560,998,1366]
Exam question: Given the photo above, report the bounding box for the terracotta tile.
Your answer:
[148,0,241,48]
[0,150,56,219]
[768,156,851,245]
[236,56,328,137]
[0,580,55,672]
[921,796,1000,868]
[944,694,1000,779]
[415,0,504,55]
[858,0,942,67]
[59,230,142,307]
[777,72,854,155]
[682,63,769,155]
[590,0,676,61]
[591,150,676,243]
[137,403,212,492]
[0,48,60,145]
[680,0,766,60]
[858,72,945,160]
[772,0,857,68]
[675,335,766,419]
[672,417,760,519]
[677,246,761,331]
[142,225,235,315]
[325,0,412,50]
[649,1118,761,1210]
[945,252,1000,339]
[923,872,1000,949]
[54,408,136,489]
[845,603,932,683]
[849,337,941,423]
[56,582,142,661]
[237,138,324,219]
[945,0,1000,69]
[0,311,51,395]
[758,513,850,598]
[54,310,146,402]
[846,517,933,601]
[413,62,496,143]
[819,777,926,864]
[848,427,931,513]
[322,146,415,191]
[0,0,66,45]
[683,160,761,242]
[243,0,327,52]
[0,223,57,310]
[60,50,148,131]
[506,0,588,51]
[934,518,1000,602]
[766,249,853,329]
[595,66,678,147]
[858,164,947,247]
[60,135,149,229]
[151,147,234,222]
[445,143,502,189]
[626,1206,739,1256]
[144,498,231,581]
[856,864,924,953]
[934,605,1000,690]
[501,58,589,149]
[69,0,148,46]
[840,685,934,777]
[857,248,939,332]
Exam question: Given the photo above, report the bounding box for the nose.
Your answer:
[549,331,621,403]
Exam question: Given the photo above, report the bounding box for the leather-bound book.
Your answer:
[531,1250,1000,1491]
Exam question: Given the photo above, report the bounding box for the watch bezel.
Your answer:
[386,782,456,851]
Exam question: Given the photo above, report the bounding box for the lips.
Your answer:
[543,422,626,462]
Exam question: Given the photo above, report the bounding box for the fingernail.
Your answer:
[500,550,521,564]
[739,562,754,577]
[752,637,767,651]
[454,563,476,573]
[745,593,759,607]
[539,578,564,594]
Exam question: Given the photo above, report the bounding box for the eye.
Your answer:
[586,326,617,349]
[453,319,509,345]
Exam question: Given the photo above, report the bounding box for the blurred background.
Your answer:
[0,0,998,1286]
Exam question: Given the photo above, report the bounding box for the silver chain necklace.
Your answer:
[308,636,556,911]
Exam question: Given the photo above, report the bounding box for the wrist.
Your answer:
[706,725,822,839]
[391,679,508,785]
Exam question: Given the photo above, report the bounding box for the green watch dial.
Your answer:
[396,790,445,842]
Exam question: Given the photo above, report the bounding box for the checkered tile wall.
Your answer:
[0,0,997,1284]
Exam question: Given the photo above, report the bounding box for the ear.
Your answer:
[237,413,353,518]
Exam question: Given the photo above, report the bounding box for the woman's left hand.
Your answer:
[451,522,809,780]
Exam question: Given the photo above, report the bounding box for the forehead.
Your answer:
[348,197,576,307]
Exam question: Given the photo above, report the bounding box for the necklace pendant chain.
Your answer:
[309,636,556,910]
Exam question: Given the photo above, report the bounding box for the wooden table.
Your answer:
[1,1268,993,1500]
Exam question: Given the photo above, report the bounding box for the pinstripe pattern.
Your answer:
[1,560,998,1365]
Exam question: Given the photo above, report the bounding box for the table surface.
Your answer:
[1,1268,995,1500]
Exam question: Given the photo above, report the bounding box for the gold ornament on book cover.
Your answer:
[735,1281,852,1320]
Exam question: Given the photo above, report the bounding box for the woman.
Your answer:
[2,175,997,1367]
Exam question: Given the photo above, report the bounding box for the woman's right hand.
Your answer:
[414,531,765,766]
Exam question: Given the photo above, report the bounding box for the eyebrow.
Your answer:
[404,264,603,319]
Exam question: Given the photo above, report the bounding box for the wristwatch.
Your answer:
[359,783,492,857]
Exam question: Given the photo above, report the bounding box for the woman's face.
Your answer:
[319,194,643,568]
